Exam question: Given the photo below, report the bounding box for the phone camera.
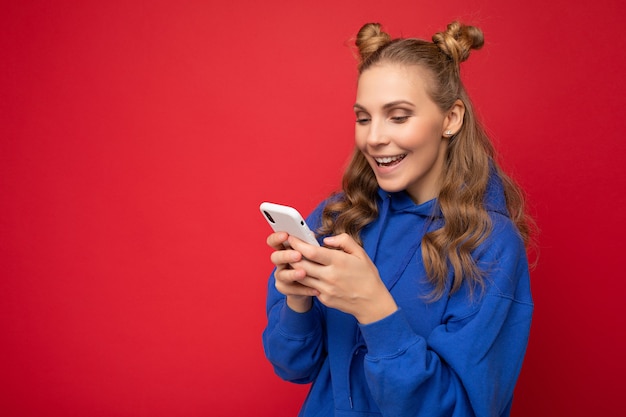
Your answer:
[263,211,275,223]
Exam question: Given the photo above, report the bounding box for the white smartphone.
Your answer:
[260,202,320,247]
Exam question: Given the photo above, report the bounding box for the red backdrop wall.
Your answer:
[2,1,625,416]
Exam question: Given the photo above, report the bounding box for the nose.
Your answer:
[365,118,390,147]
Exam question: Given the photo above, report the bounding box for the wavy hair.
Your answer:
[318,22,534,299]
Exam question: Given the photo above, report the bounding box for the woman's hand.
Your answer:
[267,232,319,313]
[287,233,398,324]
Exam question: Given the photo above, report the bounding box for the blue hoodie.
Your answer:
[262,173,533,417]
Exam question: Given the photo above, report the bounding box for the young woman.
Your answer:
[263,21,534,417]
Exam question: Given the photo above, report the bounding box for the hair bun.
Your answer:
[355,23,392,69]
[432,21,484,64]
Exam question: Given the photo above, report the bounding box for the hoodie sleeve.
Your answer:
[261,203,328,384]
[262,273,326,384]
[358,215,533,417]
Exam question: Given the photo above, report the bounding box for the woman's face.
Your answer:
[354,63,450,204]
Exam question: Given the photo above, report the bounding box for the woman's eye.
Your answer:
[390,115,410,123]
[355,115,371,125]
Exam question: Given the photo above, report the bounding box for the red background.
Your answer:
[2,1,625,416]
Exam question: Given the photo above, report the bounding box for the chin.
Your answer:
[375,181,406,194]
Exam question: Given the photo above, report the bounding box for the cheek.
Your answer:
[408,123,444,149]
[354,127,366,148]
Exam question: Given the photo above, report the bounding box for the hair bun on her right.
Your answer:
[355,23,392,66]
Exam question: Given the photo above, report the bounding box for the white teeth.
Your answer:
[374,155,405,164]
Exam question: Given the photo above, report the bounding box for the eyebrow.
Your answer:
[353,100,415,111]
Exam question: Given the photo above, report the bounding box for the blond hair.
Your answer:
[319,22,533,299]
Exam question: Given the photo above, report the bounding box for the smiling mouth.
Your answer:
[374,154,406,167]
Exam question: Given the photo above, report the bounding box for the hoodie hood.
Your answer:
[483,169,510,217]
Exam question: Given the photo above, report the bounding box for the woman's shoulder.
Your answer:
[473,212,531,299]
[486,211,524,250]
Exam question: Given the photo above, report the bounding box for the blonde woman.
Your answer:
[263,21,534,417]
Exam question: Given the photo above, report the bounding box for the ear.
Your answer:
[442,99,465,138]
